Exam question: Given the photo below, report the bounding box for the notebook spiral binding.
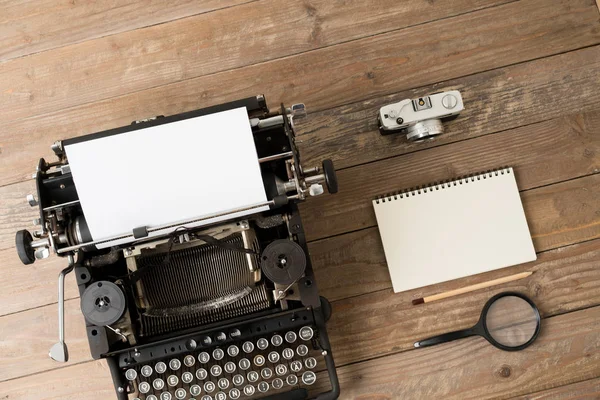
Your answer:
[374,167,512,204]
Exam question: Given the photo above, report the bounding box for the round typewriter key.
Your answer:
[275,363,288,376]
[299,326,314,341]
[153,378,165,390]
[212,348,225,361]
[155,361,167,374]
[302,371,317,385]
[133,398,141,400]
[229,388,241,399]
[290,360,303,373]
[272,377,284,389]
[224,361,236,374]
[198,351,210,364]
[286,374,298,386]
[190,384,202,396]
[215,392,227,400]
[247,370,259,383]
[175,388,187,400]
[227,345,239,357]
[253,354,265,367]
[160,393,172,400]
[261,367,273,379]
[216,332,227,342]
[232,374,244,386]
[268,351,280,363]
[271,334,283,347]
[282,348,294,360]
[257,381,270,393]
[243,385,255,396]
[242,341,254,353]
[182,371,194,384]
[196,367,208,380]
[256,338,269,350]
[204,381,216,393]
[218,377,230,390]
[167,374,179,386]
[125,368,137,381]
[238,358,250,370]
[139,382,151,394]
[285,331,297,343]
[201,396,212,400]
[201,336,212,346]
[229,328,241,339]
[210,364,222,377]
[147,396,158,400]
[296,344,309,357]
[169,358,181,371]
[305,357,317,369]
[184,355,196,367]
[141,365,153,377]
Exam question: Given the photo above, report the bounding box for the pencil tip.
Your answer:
[414,342,420,348]
[412,298,424,305]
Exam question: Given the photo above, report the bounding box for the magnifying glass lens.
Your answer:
[485,295,538,348]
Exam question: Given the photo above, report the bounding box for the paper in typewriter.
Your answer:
[373,168,536,293]
[65,107,269,248]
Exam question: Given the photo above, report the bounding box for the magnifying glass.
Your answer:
[414,292,541,351]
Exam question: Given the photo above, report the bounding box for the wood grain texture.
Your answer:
[309,306,600,400]
[300,111,600,242]
[1,0,599,187]
[512,377,600,399]
[0,0,250,62]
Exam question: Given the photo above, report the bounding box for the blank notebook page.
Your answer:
[373,168,536,293]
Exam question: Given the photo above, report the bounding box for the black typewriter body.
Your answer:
[15,96,340,400]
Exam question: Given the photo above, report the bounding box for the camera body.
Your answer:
[378,90,464,141]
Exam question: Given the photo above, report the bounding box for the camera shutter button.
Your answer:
[442,94,458,109]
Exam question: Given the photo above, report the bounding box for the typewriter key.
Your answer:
[201,396,212,400]
[215,392,227,400]
[190,384,202,396]
[198,351,210,363]
[227,345,239,357]
[275,364,288,376]
[305,357,317,369]
[257,337,269,350]
[153,378,165,390]
[257,381,270,393]
[224,361,236,374]
[272,377,284,389]
[285,331,297,343]
[299,326,314,341]
[169,359,181,371]
[282,348,294,360]
[210,365,222,377]
[253,354,265,367]
[268,351,280,363]
[216,332,227,342]
[242,341,254,353]
[204,380,216,392]
[261,367,273,379]
[155,361,167,374]
[229,388,241,399]
[302,371,317,385]
[184,355,196,367]
[229,329,241,339]
[167,374,179,386]
[243,384,255,396]
[286,374,298,386]
[141,365,153,377]
[125,368,137,381]
[247,370,259,383]
[271,334,283,347]
[147,396,158,400]
[201,336,212,346]
[218,377,230,390]
[296,344,309,357]
[139,382,151,394]
[232,374,245,386]
[182,371,194,384]
[133,398,141,400]
[175,388,187,400]
[290,360,303,373]
[160,392,172,400]
[238,358,251,370]
[212,348,224,361]
[196,367,208,380]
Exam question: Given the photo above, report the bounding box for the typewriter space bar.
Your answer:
[261,389,308,400]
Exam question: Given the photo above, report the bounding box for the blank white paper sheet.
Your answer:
[373,168,536,293]
[65,107,268,248]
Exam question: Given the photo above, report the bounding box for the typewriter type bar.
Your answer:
[16,95,340,400]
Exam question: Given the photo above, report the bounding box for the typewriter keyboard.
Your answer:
[125,325,325,399]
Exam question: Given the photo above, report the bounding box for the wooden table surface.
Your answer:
[1,0,600,399]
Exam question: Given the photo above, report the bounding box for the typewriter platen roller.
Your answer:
[16,95,340,399]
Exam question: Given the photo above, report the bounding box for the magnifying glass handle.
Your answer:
[414,328,476,348]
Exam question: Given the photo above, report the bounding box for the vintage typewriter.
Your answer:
[15,95,340,400]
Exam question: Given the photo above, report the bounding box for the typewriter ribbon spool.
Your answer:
[260,239,307,285]
[81,281,126,326]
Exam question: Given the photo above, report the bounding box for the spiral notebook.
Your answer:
[373,167,536,293]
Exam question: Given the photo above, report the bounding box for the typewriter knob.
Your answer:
[322,159,338,194]
[15,230,35,265]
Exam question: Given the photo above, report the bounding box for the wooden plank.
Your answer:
[1,0,599,186]
[0,0,250,62]
[300,111,600,242]
[512,377,600,399]
[308,306,600,400]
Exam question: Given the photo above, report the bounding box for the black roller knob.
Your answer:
[320,296,333,322]
[15,230,35,265]
[322,159,338,194]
